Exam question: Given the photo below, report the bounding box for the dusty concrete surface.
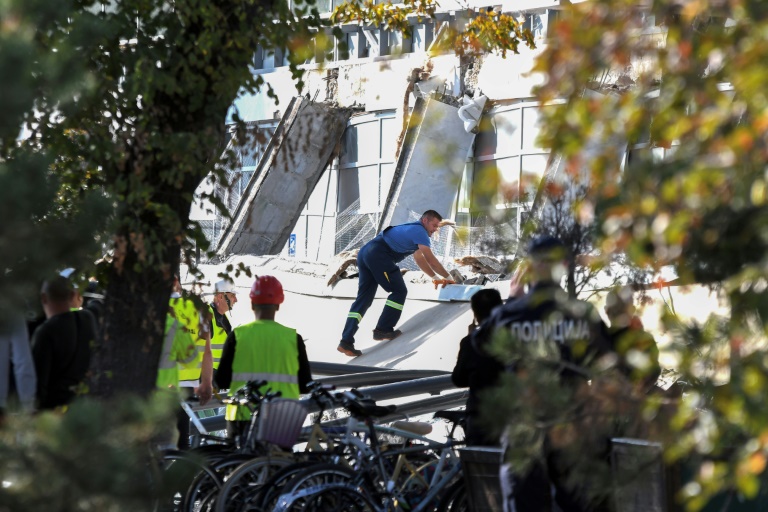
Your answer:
[183,256,509,373]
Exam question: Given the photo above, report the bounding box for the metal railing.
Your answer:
[197,362,461,432]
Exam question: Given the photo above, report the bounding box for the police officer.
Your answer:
[214,275,312,442]
[338,210,453,357]
[475,235,615,512]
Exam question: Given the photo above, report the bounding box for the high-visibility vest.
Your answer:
[170,297,206,383]
[209,305,228,370]
[225,320,299,421]
[156,315,199,390]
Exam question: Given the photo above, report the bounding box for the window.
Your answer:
[469,101,552,233]
[338,112,398,214]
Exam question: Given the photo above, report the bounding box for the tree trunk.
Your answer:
[89,223,182,399]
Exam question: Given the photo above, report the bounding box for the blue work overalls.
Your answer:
[341,230,411,345]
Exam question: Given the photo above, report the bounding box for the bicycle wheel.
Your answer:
[213,456,293,512]
[275,463,357,511]
[182,453,256,512]
[253,460,322,511]
[290,484,377,512]
[436,479,468,512]
[156,452,223,512]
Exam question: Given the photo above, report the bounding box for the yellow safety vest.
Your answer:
[170,297,206,383]
[225,320,300,421]
[209,305,228,370]
[156,315,199,390]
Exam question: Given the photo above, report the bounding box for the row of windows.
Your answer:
[253,11,560,71]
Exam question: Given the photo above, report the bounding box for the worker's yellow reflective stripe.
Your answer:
[209,305,228,370]
[232,372,299,384]
[348,312,362,322]
[158,321,179,370]
[385,300,403,311]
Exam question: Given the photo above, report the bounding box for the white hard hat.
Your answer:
[214,279,237,294]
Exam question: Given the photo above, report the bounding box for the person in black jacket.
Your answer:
[451,288,504,446]
[476,236,616,512]
[31,276,98,410]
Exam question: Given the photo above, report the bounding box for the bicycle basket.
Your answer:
[256,398,309,447]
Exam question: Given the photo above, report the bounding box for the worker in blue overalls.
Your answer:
[338,210,454,357]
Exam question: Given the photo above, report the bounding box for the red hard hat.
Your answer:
[249,275,284,305]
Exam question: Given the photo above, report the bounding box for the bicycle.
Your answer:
[181,380,297,512]
[273,390,466,512]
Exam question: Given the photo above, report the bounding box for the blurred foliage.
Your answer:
[474,0,768,509]
[0,393,178,512]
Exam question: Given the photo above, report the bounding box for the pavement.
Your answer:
[184,256,508,372]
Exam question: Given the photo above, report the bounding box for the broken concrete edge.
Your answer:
[193,254,512,303]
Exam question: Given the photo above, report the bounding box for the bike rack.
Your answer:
[197,363,462,433]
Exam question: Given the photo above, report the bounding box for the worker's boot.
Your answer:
[337,341,363,357]
[372,329,402,341]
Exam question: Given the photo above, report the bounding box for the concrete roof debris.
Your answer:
[326,249,359,287]
[453,255,505,274]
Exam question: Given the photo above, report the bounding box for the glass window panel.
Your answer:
[474,115,497,158]
[494,108,522,155]
[338,167,360,211]
[522,107,544,150]
[340,125,358,165]
[346,32,358,59]
[262,49,276,70]
[314,0,332,13]
[496,157,521,205]
[355,121,379,164]
[471,160,501,210]
[380,117,397,161]
[357,164,379,213]
[521,154,548,199]
[388,30,402,54]
[379,162,395,208]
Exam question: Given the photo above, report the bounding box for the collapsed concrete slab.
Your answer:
[217,97,353,256]
[379,96,477,230]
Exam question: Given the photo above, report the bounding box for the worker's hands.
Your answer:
[433,278,456,289]
[195,381,213,406]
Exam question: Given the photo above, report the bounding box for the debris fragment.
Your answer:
[326,249,359,287]
[453,255,505,274]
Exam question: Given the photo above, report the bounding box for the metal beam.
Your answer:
[320,369,450,388]
[198,373,461,433]
[355,375,457,401]
[310,361,392,376]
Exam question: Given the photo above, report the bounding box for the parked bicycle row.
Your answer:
[157,380,468,512]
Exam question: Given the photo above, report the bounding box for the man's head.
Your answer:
[470,288,503,324]
[41,276,75,318]
[59,268,83,309]
[249,275,284,317]
[526,235,569,285]
[420,210,443,236]
[213,279,238,314]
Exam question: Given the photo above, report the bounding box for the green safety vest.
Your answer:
[156,315,199,390]
[225,320,300,421]
[170,297,206,383]
[209,305,228,370]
